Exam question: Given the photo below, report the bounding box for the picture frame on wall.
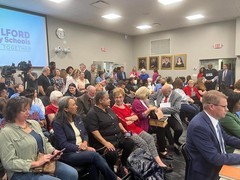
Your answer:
[138,57,147,70]
[149,56,159,69]
[160,55,172,70]
[174,54,187,70]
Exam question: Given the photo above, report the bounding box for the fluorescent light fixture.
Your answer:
[48,0,65,3]
[102,14,121,20]
[186,14,204,20]
[158,0,182,5]
[136,25,152,30]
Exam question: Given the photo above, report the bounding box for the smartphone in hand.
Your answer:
[51,148,65,160]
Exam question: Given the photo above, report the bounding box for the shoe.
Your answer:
[162,164,173,173]
[159,153,174,160]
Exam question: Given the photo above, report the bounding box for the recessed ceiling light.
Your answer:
[186,14,204,20]
[102,14,122,20]
[158,0,182,5]
[136,25,152,30]
[48,0,66,3]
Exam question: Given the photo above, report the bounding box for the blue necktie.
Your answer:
[216,123,226,154]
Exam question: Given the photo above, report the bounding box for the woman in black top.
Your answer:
[85,91,135,175]
[64,83,82,98]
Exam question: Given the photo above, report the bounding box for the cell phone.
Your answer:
[125,131,132,137]
[51,148,65,160]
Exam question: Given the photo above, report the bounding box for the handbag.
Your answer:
[32,153,56,175]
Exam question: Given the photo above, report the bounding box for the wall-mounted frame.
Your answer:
[160,55,172,70]
[138,57,147,70]
[149,56,159,70]
[174,54,187,70]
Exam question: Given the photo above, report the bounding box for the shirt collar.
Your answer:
[204,110,219,127]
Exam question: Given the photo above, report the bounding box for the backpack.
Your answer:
[127,148,165,180]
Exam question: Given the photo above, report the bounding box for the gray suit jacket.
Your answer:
[149,89,182,125]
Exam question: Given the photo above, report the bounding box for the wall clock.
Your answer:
[56,28,65,39]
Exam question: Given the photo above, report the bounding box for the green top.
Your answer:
[219,112,240,152]
[0,120,55,179]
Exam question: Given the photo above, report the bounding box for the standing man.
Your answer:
[90,64,97,85]
[186,90,240,180]
[117,66,127,81]
[38,66,51,97]
[218,64,234,90]
[80,63,91,83]
[204,63,218,91]
[25,67,38,90]
[48,61,56,80]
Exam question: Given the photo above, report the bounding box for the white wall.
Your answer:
[46,16,134,73]
[133,20,237,80]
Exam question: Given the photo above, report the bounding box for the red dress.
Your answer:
[112,105,142,135]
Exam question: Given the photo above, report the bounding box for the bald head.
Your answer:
[87,85,96,99]
[162,84,172,97]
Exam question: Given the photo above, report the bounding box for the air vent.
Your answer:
[151,39,170,55]
[90,0,110,8]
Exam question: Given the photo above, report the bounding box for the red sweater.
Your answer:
[112,105,143,135]
[183,86,201,100]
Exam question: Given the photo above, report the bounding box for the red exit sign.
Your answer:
[213,43,223,49]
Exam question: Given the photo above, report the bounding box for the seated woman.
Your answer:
[64,83,82,98]
[85,91,135,174]
[183,79,202,108]
[173,78,199,122]
[220,92,240,152]
[112,87,173,172]
[0,96,78,180]
[132,87,170,160]
[53,96,119,180]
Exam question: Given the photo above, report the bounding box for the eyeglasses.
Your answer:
[212,104,228,109]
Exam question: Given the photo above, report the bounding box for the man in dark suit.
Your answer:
[218,64,234,89]
[149,84,183,152]
[186,90,240,180]
[76,85,96,118]
[80,63,91,83]
[117,66,126,81]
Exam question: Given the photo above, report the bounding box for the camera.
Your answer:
[17,61,32,72]
[1,63,16,77]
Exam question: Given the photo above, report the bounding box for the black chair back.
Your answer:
[181,143,192,180]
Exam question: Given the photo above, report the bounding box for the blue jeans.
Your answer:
[11,161,78,180]
[181,103,200,121]
[60,151,117,180]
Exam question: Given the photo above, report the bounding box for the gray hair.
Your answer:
[50,90,63,102]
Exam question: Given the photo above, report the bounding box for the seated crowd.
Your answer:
[0,62,240,180]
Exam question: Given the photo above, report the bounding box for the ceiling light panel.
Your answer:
[158,0,182,5]
[48,0,66,3]
[186,14,204,20]
[102,14,121,20]
[136,25,152,30]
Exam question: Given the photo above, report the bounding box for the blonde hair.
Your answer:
[113,87,125,98]
[135,86,151,100]
[202,90,227,110]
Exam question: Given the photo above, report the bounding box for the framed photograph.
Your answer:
[174,54,187,70]
[138,57,147,70]
[149,56,159,69]
[160,55,172,70]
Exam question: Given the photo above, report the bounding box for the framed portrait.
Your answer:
[149,56,159,70]
[138,57,147,70]
[160,55,172,70]
[174,54,187,70]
